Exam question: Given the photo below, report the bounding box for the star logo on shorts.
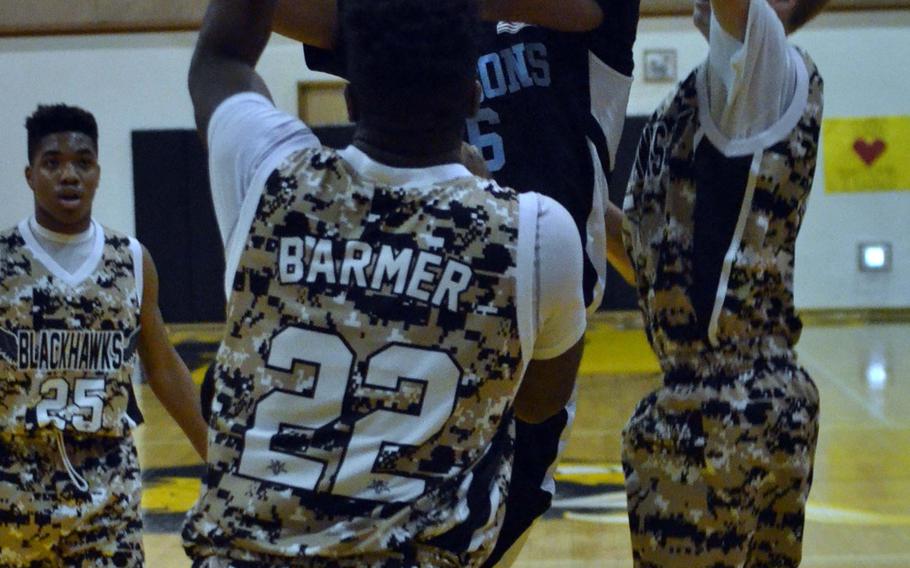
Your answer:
[268,460,288,476]
[368,479,390,495]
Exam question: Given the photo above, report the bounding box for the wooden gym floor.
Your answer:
[137,314,910,567]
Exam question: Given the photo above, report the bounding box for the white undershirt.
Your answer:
[28,217,96,275]
[208,93,586,361]
[706,0,799,140]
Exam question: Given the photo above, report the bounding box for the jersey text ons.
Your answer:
[279,237,473,311]
[477,42,551,102]
[17,330,126,372]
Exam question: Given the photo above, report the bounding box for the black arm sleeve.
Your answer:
[588,0,640,76]
[303,44,348,78]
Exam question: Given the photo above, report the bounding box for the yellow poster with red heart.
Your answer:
[823,116,910,193]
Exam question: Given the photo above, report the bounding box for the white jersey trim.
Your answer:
[339,146,473,187]
[223,148,294,300]
[707,150,763,346]
[18,218,105,288]
[589,52,633,172]
[584,139,608,315]
[697,44,809,158]
[585,52,632,312]
[516,192,539,376]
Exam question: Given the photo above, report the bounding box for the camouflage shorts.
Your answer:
[622,358,820,568]
[0,431,144,567]
[187,546,462,568]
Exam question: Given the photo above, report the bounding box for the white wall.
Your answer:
[1,10,908,308]
[0,32,327,237]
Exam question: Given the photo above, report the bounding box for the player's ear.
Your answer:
[469,80,482,120]
[24,165,35,192]
[344,84,359,123]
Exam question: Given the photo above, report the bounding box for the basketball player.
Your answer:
[183,1,586,566]
[0,104,208,566]
[621,0,828,566]
[273,0,640,562]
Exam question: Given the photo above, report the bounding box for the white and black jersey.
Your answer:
[304,0,639,310]
[0,221,144,437]
[185,94,586,566]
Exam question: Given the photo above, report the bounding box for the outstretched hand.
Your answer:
[461,142,491,179]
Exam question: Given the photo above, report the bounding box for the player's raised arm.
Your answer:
[709,0,750,39]
[189,0,277,140]
[479,0,604,31]
[273,0,605,47]
[273,0,337,47]
[136,246,208,459]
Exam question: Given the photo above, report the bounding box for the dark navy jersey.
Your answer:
[304,0,640,309]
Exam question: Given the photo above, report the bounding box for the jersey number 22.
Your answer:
[237,326,461,503]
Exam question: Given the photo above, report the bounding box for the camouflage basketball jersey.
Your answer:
[623,48,823,374]
[0,221,143,437]
[185,147,524,566]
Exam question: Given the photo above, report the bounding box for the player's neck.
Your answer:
[352,127,463,169]
[33,209,92,236]
[29,216,94,248]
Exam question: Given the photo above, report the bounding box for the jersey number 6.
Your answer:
[467,108,506,173]
[237,327,461,503]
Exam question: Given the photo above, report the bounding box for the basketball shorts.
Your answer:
[0,430,144,567]
[189,547,461,568]
[622,358,820,568]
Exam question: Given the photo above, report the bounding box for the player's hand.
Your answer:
[694,0,711,39]
[461,142,491,179]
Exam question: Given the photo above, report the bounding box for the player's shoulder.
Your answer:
[0,224,24,258]
[476,176,521,202]
[793,45,823,88]
[96,224,133,247]
[648,67,698,126]
[275,144,343,182]
[94,225,144,269]
[519,192,577,240]
[432,176,521,223]
[0,223,21,242]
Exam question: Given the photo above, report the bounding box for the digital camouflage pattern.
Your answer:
[184,146,523,567]
[621,49,823,567]
[0,431,144,566]
[623,361,819,568]
[622,48,823,370]
[0,223,144,565]
[0,224,142,437]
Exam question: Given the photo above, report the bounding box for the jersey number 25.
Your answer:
[36,378,105,433]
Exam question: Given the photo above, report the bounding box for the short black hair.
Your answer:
[26,104,98,163]
[342,0,480,124]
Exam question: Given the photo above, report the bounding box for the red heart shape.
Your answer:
[853,138,886,166]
